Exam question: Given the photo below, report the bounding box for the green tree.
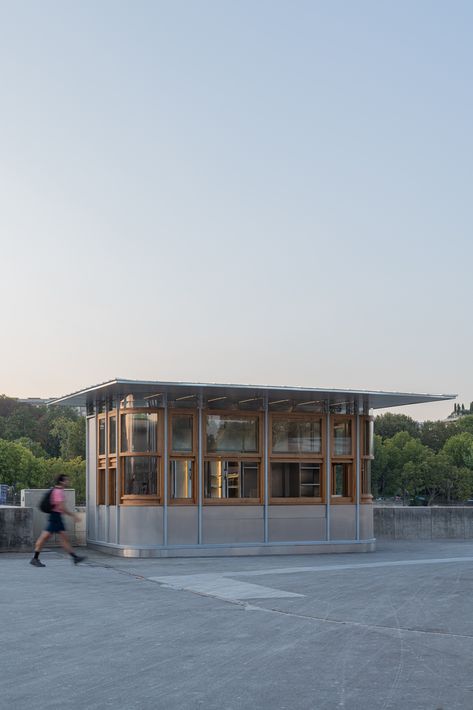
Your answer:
[49,417,85,460]
[374,413,420,440]
[456,415,473,435]
[419,420,457,452]
[371,431,430,499]
[442,433,473,470]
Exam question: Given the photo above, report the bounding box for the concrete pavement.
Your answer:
[2,541,473,709]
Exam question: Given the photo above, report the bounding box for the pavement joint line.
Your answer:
[243,604,473,641]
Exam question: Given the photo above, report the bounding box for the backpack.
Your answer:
[39,488,54,514]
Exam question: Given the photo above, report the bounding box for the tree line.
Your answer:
[373,413,473,505]
[0,395,85,503]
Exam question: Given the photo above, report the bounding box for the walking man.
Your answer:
[30,474,86,567]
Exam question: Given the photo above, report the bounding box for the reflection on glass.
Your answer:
[97,468,105,504]
[121,413,158,452]
[123,456,158,495]
[120,395,151,409]
[204,460,259,498]
[172,415,193,452]
[332,463,350,497]
[362,460,371,495]
[272,419,321,453]
[271,462,321,497]
[333,420,352,455]
[206,416,258,453]
[109,416,116,455]
[98,419,106,456]
[108,468,116,505]
[169,459,193,499]
[363,419,373,457]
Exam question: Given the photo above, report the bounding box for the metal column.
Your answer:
[355,410,361,540]
[115,409,120,545]
[197,396,203,545]
[325,406,331,541]
[105,400,109,542]
[263,397,269,543]
[163,394,168,547]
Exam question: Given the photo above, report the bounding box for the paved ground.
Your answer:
[3,541,473,710]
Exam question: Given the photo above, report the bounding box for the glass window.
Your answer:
[362,460,371,496]
[98,419,106,456]
[363,419,373,457]
[206,415,258,453]
[109,416,117,455]
[332,463,351,497]
[204,460,259,499]
[271,462,321,498]
[272,418,322,453]
[108,468,116,505]
[169,459,194,499]
[97,468,106,505]
[171,415,193,452]
[121,413,158,453]
[333,420,352,456]
[123,456,158,496]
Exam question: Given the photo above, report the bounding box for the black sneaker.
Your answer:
[73,555,86,565]
[30,558,46,567]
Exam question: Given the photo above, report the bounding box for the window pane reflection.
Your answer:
[204,460,259,498]
[332,463,350,497]
[109,416,116,455]
[206,416,258,453]
[333,420,352,455]
[272,419,321,453]
[123,457,158,495]
[121,413,158,453]
[169,459,193,499]
[98,419,106,456]
[171,415,193,452]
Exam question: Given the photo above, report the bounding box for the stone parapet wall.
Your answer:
[375,506,473,540]
[0,506,33,551]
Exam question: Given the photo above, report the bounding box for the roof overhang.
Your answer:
[49,379,456,411]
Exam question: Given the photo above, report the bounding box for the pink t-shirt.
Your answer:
[50,487,65,513]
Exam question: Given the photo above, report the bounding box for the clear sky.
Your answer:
[1,1,471,421]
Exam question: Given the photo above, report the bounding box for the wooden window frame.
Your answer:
[269,459,324,504]
[168,410,197,504]
[360,415,374,502]
[331,415,355,459]
[270,413,325,459]
[108,411,117,457]
[204,410,262,457]
[269,413,325,504]
[107,465,117,506]
[203,411,263,504]
[97,463,106,505]
[119,408,163,506]
[203,457,262,505]
[331,461,354,503]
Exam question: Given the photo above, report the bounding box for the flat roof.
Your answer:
[49,379,456,410]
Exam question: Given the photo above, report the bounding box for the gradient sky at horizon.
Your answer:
[1,1,471,421]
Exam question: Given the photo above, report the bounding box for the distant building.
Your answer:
[446,403,473,422]
[51,378,455,558]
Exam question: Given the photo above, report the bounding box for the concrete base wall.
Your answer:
[0,506,33,551]
[374,506,473,540]
[88,539,376,558]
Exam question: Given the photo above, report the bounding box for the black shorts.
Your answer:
[46,512,65,533]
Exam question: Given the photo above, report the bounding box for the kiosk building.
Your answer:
[51,379,454,557]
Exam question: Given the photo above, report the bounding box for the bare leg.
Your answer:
[58,531,74,555]
[34,531,51,552]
